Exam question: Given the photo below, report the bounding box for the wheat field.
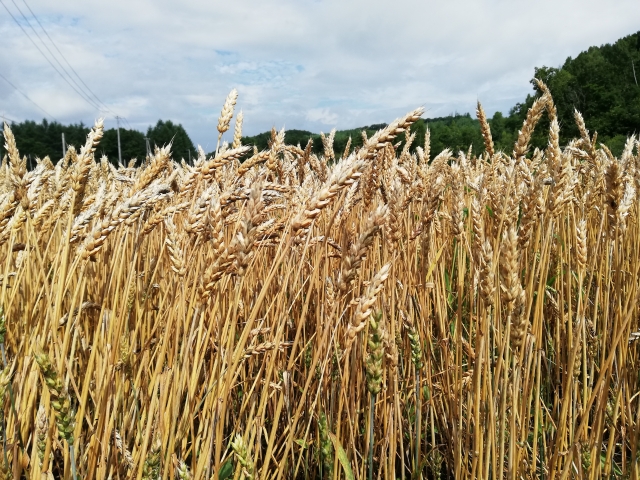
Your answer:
[0,83,639,479]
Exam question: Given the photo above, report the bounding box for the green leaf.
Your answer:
[295,438,310,449]
[328,433,355,480]
[613,460,622,476]
[218,459,233,480]
[485,205,494,217]
[425,243,445,283]
[444,269,451,292]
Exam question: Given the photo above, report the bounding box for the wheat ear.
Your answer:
[476,101,495,157]
[345,263,391,351]
[70,119,104,215]
[232,110,244,149]
[231,434,255,480]
[513,91,548,162]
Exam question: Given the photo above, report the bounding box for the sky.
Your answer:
[0,0,638,152]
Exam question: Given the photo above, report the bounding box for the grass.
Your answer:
[0,83,639,479]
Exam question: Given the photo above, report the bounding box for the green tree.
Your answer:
[0,119,90,167]
[98,128,147,165]
[147,120,196,163]
[506,31,640,155]
[425,114,484,156]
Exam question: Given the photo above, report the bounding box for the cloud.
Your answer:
[216,61,303,85]
[306,108,338,126]
[0,0,638,152]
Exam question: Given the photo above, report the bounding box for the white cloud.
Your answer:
[0,0,638,152]
[306,108,338,126]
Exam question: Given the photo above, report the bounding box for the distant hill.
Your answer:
[241,113,495,160]
[239,124,395,159]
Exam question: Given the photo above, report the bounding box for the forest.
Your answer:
[0,119,196,168]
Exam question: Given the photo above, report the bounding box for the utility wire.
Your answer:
[0,113,18,124]
[0,0,106,113]
[18,0,117,116]
[1,1,134,133]
[0,71,57,121]
[9,0,105,113]
[121,116,133,129]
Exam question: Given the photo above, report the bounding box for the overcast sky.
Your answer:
[0,0,638,152]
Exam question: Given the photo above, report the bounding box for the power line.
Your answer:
[1,2,137,134]
[0,71,57,121]
[9,0,105,113]
[5,1,134,133]
[0,113,18,124]
[18,0,117,116]
[120,116,133,129]
[0,0,107,114]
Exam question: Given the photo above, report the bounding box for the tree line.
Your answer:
[0,119,197,168]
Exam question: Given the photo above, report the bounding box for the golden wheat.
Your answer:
[0,83,638,479]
